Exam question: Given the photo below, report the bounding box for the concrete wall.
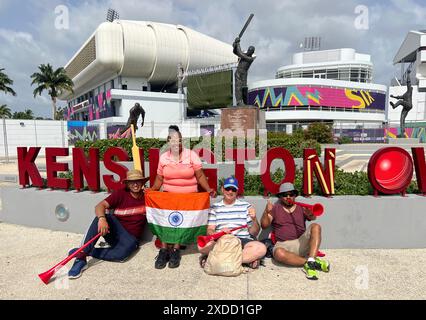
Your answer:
[0,119,68,157]
[1,186,425,249]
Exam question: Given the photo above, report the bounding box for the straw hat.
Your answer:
[123,169,150,184]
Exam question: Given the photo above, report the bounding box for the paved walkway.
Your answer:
[1,222,425,300]
[1,150,425,300]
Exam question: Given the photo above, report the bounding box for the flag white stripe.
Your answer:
[146,207,209,228]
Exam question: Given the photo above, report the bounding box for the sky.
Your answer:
[1,0,426,118]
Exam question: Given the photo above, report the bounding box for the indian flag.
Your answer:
[145,191,210,244]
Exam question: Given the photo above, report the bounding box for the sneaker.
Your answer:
[314,257,330,272]
[168,249,181,268]
[68,247,87,260]
[154,248,169,269]
[303,261,318,280]
[68,258,88,279]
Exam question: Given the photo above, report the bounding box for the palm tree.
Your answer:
[55,106,65,120]
[0,68,17,96]
[12,109,34,120]
[30,64,73,120]
[0,104,12,118]
[24,109,34,119]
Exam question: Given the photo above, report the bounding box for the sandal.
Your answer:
[199,254,208,268]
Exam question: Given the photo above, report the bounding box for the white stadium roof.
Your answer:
[62,20,237,98]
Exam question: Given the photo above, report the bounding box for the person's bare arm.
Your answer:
[302,207,317,221]
[150,174,163,191]
[206,224,217,236]
[95,200,110,236]
[260,200,273,229]
[247,207,260,237]
[195,169,216,197]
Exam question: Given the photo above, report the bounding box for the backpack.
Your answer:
[204,234,244,277]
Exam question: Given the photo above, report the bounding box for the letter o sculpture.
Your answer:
[368,147,413,195]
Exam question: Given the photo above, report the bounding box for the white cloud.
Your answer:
[1,0,426,117]
[0,28,52,116]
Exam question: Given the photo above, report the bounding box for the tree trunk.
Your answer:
[51,97,57,120]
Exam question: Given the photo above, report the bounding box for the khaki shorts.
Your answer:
[273,224,313,257]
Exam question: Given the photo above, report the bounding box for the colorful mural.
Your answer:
[248,86,386,110]
[385,127,426,142]
[64,89,114,121]
[107,124,129,139]
[67,121,99,144]
[334,128,386,143]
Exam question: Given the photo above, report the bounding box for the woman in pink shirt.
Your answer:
[151,125,216,269]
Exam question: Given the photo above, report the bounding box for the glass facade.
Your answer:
[276,65,373,83]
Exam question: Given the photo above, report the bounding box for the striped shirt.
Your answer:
[208,199,253,239]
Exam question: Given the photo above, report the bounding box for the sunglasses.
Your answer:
[224,187,238,192]
[280,192,296,197]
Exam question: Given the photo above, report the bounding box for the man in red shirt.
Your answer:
[261,183,330,280]
[68,169,149,279]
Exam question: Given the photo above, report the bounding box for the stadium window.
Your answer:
[111,101,116,116]
[327,69,338,79]
[339,68,350,81]
[302,71,313,78]
[350,68,360,82]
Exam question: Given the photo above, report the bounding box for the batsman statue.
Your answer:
[390,69,413,138]
[122,102,145,134]
[233,14,256,106]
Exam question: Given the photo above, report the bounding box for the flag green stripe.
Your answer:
[148,223,207,245]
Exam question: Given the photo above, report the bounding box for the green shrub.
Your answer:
[337,136,353,144]
[31,167,420,196]
[266,136,320,158]
[304,123,334,144]
[75,135,321,160]
[243,167,420,196]
[75,137,165,160]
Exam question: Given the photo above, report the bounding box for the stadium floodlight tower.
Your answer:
[106,8,119,22]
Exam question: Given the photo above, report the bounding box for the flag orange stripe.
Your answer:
[145,190,210,211]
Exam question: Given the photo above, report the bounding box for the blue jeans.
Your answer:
[79,215,139,262]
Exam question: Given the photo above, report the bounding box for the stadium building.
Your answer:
[59,20,237,138]
[248,48,388,142]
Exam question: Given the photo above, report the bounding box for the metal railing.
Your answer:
[264,105,385,114]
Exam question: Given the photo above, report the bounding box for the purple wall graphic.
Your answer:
[249,85,386,110]
[66,90,114,121]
